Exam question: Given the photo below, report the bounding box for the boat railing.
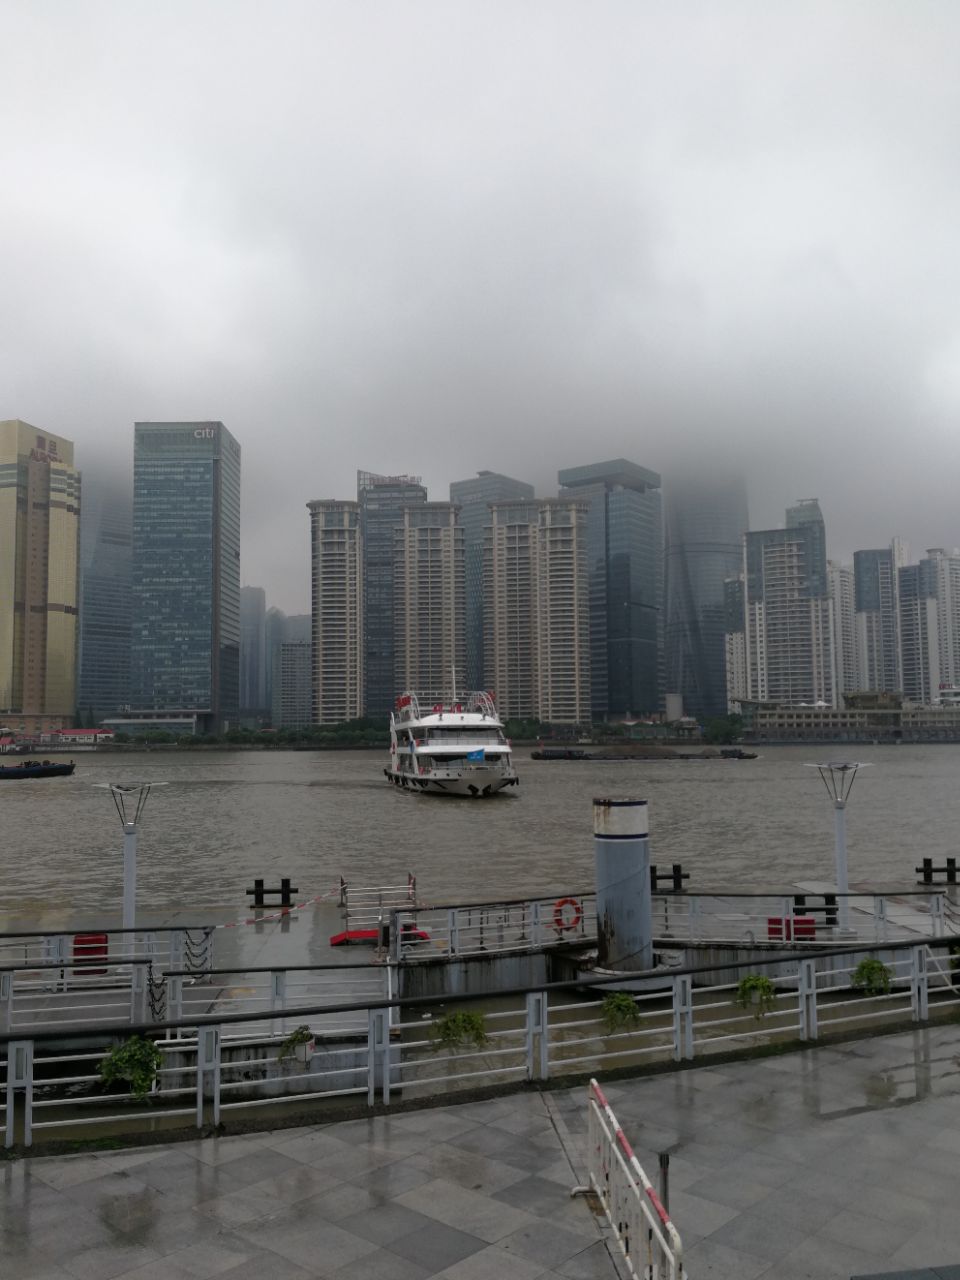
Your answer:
[394,690,499,719]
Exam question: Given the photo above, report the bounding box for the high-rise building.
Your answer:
[449,471,535,691]
[925,548,960,693]
[742,499,836,707]
[357,471,427,718]
[271,641,312,729]
[484,499,591,724]
[664,473,748,722]
[557,460,662,720]
[78,474,132,725]
[130,422,241,734]
[308,500,363,724]
[828,561,858,698]
[899,560,940,704]
[722,577,747,711]
[393,503,464,695]
[853,543,903,694]
[239,586,267,719]
[0,420,81,733]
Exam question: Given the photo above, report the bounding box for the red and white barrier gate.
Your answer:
[574,1078,684,1279]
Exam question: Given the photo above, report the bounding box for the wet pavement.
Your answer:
[4,1023,960,1279]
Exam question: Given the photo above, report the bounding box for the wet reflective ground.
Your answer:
[4,1024,960,1279]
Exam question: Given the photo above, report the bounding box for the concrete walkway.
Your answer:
[4,1024,960,1279]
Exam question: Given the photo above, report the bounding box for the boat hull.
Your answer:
[0,762,75,780]
[384,766,518,797]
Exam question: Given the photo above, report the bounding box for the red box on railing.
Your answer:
[767,917,816,942]
[73,932,109,975]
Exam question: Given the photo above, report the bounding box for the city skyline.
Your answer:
[3,5,960,611]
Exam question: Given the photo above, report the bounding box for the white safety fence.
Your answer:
[4,935,960,1149]
[576,1078,683,1279]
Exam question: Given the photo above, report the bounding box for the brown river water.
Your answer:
[0,745,956,919]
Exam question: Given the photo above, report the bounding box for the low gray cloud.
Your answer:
[2,1,959,607]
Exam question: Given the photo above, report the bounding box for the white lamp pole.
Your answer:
[806,762,871,932]
[95,783,166,935]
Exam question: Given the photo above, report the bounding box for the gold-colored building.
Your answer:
[0,420,81,733]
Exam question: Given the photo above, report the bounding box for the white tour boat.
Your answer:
[385,690,519,797]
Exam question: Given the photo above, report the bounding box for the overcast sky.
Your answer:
[3,2,959,610]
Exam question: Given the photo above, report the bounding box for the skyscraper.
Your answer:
[828,560,858,697]
[854,542,903,694]
[449,470,535,690]
[130,422,241,734]
[78,474,132,725]
[0,420,81,733]
[742,499,836,706]
[393,503,464,695]
[272,641,312,729]
[899,560,939,703]
[557,460,662,720]
[239,586,267,719]
[308,500,363,724]
[664,473,748,721]
[483,499,591,724]
[357,471,427,718]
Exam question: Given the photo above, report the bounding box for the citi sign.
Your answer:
[194,428,216,440]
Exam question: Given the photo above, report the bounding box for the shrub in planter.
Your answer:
[100,1035,163,1102]
[600,991,642,1034]
[277,1025,315,1064]
[851,957,892,996]
[734,974,778,1019]
[431,1009,489,1051]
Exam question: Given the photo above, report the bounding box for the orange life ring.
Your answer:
[553,897,583,932]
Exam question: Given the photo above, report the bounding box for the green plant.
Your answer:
[734,974,778,1019]
[277,1025,315,1063]
[601,991,642,1033]
[851,957,892,996]
[431,1009,489,1051]
[99,1035,163,1101]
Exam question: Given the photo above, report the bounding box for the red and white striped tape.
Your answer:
[215,883,341,930]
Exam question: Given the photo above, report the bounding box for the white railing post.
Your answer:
[130,963,148,1025]
[270,970,286,1037]
[196,1025,221,1129]
[369,1007,390,1104]
[799,958,819,1041]
[525,991,549,1081]
[911,946,929,1022]
[0,972,12,1035]
[532,900,542,947]
[366,1008,378,1106]
[6,1039,34,1148]
[448,909,459,957]
[689,896,701,943]
[672,975,694,1061]
[931,895,945,938]
[167,931,184,1033]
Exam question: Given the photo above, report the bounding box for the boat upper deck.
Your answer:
[392,690,501,726]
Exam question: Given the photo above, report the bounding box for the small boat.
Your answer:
[0,759,76,780]
[385,690,519,797]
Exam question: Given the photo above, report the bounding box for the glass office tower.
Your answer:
[78,474,132,724]
[450,471,535,691]
[558,459,662,720]
[130,422,241,733]
[664,473,748,721]
[357,470,427,718]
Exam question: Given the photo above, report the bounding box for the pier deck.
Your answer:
[4,1023,960,1279]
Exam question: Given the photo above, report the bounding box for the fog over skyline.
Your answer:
[3,2,960,611]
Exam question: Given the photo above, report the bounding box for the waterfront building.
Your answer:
[723,577,748,712]
[898,560,940,704]
[483,499,590,724]
[358,471,427,718]
[271,640,312,729]
[664,472,748,722]
[450,470,534,691]
[854,542,904,694]
[393,503,464,696]
[239,587,267,720]
[557,459,662,721]
[828,560,858,697]
[78,474,132,725]
[741,499,836,707]
[924,548,960,693]
[0,420,81,734]
[130,421,241,734]
[308,500,363,724]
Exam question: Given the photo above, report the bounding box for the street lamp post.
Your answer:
[806,762,871,932]
[95,783,166,933]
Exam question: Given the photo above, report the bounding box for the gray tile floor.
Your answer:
[4,1024,960,1279]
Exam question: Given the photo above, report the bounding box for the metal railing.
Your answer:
[5,934,960,1149]
[392,893,597,960]
[576,1078,683,1279]
[339,877,417,931]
